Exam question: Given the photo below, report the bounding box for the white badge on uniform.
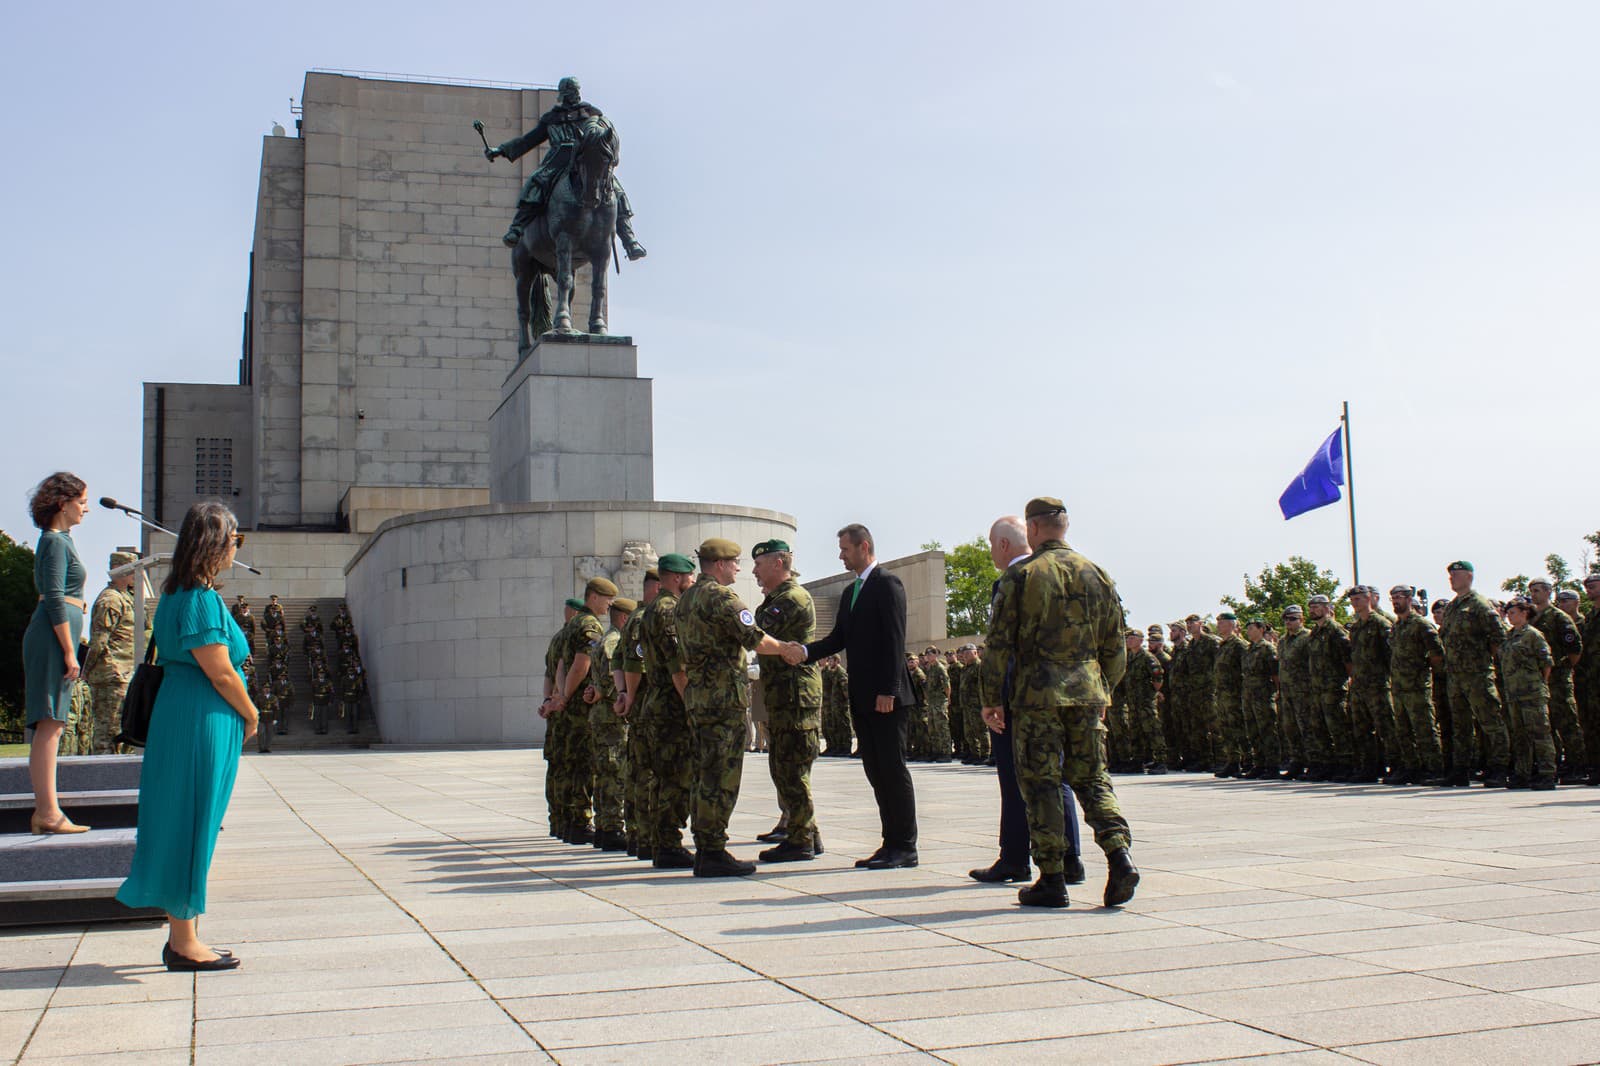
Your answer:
[739,609,755,626]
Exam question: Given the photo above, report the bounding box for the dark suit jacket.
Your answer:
[806,566,915,714]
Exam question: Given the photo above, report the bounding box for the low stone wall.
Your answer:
[144,529,368,601]
[343,500,796,745]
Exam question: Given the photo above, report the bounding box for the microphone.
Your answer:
[100,496,144,516]
[98,496,263,576]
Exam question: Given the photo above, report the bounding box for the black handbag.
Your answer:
[116,640,163,748]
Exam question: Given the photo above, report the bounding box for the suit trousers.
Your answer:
[994,706,1080,866]
[852,705,917,850]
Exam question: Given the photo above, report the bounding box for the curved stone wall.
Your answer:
[343,500,797,745]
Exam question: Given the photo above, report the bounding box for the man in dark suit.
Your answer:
[781,523,918,868]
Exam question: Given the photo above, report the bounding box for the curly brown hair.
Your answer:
[162,501,238,595]
[28,472,87,530]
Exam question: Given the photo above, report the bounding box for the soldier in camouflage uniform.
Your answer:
[245,654,268,750]
[1500,597,1556,788]
[1211,614,1248,777]
[1387,584,1447,784]
[1347,586,1400,783]
[542,601,579,837]
[750,540,826,861]
[547,578,617,844]
[584,597,634,851]
[1529,579,1586,782]
[1165,623,1193,770]
[905,654,928,759]
[1305,594,1354,781]
[1123,628,1167,773]
[1440,561,1510,787]
[618,569,658,856]
[82,551,140,753]
[1147,626,1177,770]
[1240,619,1280,777]
[1430,598,1455,761]
[958,644,988,763]
[980,497,1138,910]
[1277,606,1314,779]
[822,656,854,756]
[674,539,789,877]
[947,650,967,760]
[642,554,696,868]
[1184,615,1221,771]
[920,647,953,762]
[231,594,256,657]
[1578,575,1600,786]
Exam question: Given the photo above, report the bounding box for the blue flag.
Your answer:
[1279,427,1344,520]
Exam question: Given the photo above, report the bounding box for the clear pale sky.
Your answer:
[2,2,1595,626]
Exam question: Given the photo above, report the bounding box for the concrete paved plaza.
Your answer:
[6,750,1600,1065]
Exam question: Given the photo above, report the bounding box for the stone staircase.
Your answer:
[0,755,163,927]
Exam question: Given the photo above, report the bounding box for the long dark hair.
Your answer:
[29,472,86,530]
[162,502,238,595]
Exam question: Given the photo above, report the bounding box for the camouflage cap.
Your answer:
[1556,589,1580,602]
[1507,594,1535,611]
[563,597,585,611]
[1146,623,1164,635]
[585,576,619,598]
[1024,496,1067,520]
[696,537,740,562]
[1528,578,1553,590]
[1307,594,1331,606]
[1282,605,1303,617]
[1431,598,1449,612]
[923,645,939,655]
[751,539,791,558]
[658,552,695,574]
[610,596,637,615]
[644,567,660,582]
[1390,584,1416,596]
[109,550,136,570]
[1585,573,1600,587]
[1447,560,1474,573]
[1247,617,1267,629]
[1124,627,1140,638]
[1345,586,1365,598]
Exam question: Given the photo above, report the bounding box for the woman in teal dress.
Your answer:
[22,472,92,835]
[117,501,259,972]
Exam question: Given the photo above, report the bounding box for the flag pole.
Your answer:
[1342,400,1359,586]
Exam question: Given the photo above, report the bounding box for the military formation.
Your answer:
[1115,566,1600,792]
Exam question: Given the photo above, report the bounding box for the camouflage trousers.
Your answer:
[624,693,656,847]
[963,704,989,759]
[1012,704,1131,876]
[87,677,130,754]
[1392,684,1444,772]
[822,703,853,756]
[1313,686,1353,767]
[1189,693,1218,764]
[767,708,821,848]
[646,692,694,849]
[556,707,593,829]
[60,682,91,756]
[1506,697,1556,777]
[1348,685,1400,774]
[1241,686,1279,770]
[1547,669,1586,769]
[1123,696,1165,765]
[1578,676,1600,771]
[588,701,628,834]
[1432,669,1454,761]
[906,706,929,758]
[1277,688,1303,766]
[1214,693,1245,765]
[1446,668,1509,773]
[688,705,747,852]
[925,701,951,759]
[543,705,566,826]
[948,703,967,756]
[1105,701,1129,766]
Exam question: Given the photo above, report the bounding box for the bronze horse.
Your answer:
[511,126,618,355]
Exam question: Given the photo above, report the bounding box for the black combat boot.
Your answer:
[1529,773,1557,791]
[1482,769,1510,788]
[594,829,628,851]
[693,849,757,878]
[1104,847,1140,907]
[1214,762,1239,779]
[758,839,815,863]
[1064,853,1087,885]
[1145,762,1169,776]
[566,824,596,845]
[813,830,824,856]
[636,844,655,863]
[1505,772,1530,789]
[1018,872,1069,908]
[653,844,694,869]
[755,821,788,843]
[1381,766,1411,786]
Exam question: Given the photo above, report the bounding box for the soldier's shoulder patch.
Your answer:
[1565,631,1578,644]
[739,609,755,626]
[635,643,645,657]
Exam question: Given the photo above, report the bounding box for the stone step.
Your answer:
[0,877,164,928]
[0,790,140,833]
[0,826,138,882]
[0,754,142,796]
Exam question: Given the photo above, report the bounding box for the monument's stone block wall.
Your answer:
[250,134,306,526]
[140,383,255,531]
[146,530,367,601]
[344,501,796,744]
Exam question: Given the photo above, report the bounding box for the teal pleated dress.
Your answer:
[116,586,247,919]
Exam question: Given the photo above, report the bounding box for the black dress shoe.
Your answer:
[855,848,888,869]
[759,840,815,863]
[163,944,241,973]
[1103,847,1139,907]
[1018,872,1069,908]
[862,848,918,870]
[969,860,1030,883]
[1064,853,1086,885]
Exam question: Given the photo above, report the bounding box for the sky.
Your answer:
[2,1,1596,627]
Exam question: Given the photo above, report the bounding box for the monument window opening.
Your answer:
[194,437,235,497]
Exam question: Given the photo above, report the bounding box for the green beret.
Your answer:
[563,597,585,610]
[1447,560,1474,574]
[658,553,695,574]
[1024,496,1066,520]
[697,537,741,562]
[752,539,791,558]
[1217,611,1237,622]
[586,576,619,598]
[610,596,637,614]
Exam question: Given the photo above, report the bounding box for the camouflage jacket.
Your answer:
[1307,619,1352,693]
[1242,639,1278,697]
[1534,605,1582,675]
[948,661,963,709]
[907,665,927,708]
[1440,590,1503,669]
[1278,628,1312,692]
[1389,614,1444,692]
[1186,633,1220,700]
[543,621,568,684]
[640,591,684,698]
[922,658,951,714]
[1348,613,1393,690]
[755,578,821,710]
[83,586,140,684]
[1498,625,1552,703]
[980,539,1126,710]
[1165,640,1189,695]
[560,609,605,675]
[1581,606,1600,686]
[831,665,851,713]
[619,607,647,678]
[675,578,767,711]
[1213,634,1248,704]
[588,628,622,703]
[1123,648,1163,707]
[958,657,985,712]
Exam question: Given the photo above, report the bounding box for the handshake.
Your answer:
[772,642,808,666]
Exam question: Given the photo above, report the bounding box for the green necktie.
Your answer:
[849,576,864,610]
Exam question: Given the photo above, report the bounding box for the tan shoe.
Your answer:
[31,813,90,835]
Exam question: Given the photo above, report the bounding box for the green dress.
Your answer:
[23,529,85,727]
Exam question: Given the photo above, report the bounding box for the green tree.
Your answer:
[0,531,36,732]
[1503,551,1587,595]
[1501,574,1531,595]
[1221,556,1349,626]
[930,537,1000,637]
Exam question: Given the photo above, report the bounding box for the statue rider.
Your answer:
[485,76,647,260]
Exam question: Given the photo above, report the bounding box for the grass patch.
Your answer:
[0,742,30,758]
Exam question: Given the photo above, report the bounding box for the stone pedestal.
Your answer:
[488,335,653,504]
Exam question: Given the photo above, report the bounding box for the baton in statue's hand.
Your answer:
[472,120,497,160]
